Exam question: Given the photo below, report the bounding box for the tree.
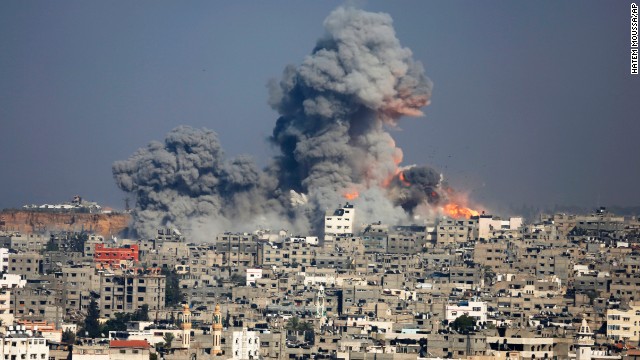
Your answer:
[451,314,476,333]
[62,329,76,344]
[69,233,89,253]
[162,268,182,307]
[285,317,300,332]
[45,241,59,252]
[483,266,496,286]
[285,317,313,333]
[102,313,129,333]
[229,273,246,286]
[82,299,102,338]
[163,333,175,349]
[133,304,150,321]
[299,321,313,332]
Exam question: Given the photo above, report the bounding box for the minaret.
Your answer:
[180,303,192,349]
[315,284,326,320]
[575,315,594,360]
[212,303,223,355]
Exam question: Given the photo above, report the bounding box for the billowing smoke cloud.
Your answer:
[390,166,443,213]
[114,7,473,240]
[268,7,434,228]
[113,126,302,240]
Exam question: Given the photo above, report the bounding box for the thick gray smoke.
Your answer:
[112,126,299,240]
[268,7,435,228]
[114,7,450,239]
[390,166,443,214]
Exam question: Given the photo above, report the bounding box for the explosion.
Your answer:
[443,203,480,219]
[343,191,360,201]
[114,6,481,239]
[398,171,411,187]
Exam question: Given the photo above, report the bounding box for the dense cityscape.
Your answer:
[1,199,640,360]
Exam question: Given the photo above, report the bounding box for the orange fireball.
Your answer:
[343,191,359,201]
[443,203,479,219]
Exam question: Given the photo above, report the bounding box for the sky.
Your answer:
[1,1,638,215]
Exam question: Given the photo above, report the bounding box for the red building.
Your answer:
[109,340,150,358]
[94,243,139,265]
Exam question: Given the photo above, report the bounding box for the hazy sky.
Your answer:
[1,1,638,214]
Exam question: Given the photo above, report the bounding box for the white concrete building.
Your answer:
[303,273,337,287]
[446,300,488,323]
[606,304,640,342]
[246,268,263,286]
[487,335,555,359]
[0,329,49,360]
[0,273,27,289]
[0,289,13,326]
[477,216,523,240]
[108,328,182,347]
[232,327,260,360]
[324,203,355,243]
[0,248,8,273]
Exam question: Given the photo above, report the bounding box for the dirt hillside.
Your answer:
[0,210,131,237]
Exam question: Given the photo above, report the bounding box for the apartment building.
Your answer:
[7,253,42,280]
[607,304,640,343]
[436,218,476,247]
[0,329,49,360]
[99,268,166,318]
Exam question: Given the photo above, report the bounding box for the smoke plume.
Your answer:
[268,6,434,228]
[113,126,299,240]
[114,7,474,240]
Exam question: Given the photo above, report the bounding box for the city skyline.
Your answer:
[1,1,638,215]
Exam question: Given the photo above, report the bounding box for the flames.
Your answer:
[443,202,479,219]
[343,191,359,201]
[341,157,483,219]
[398,171,411,187]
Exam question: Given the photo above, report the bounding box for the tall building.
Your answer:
[607,304,640,343]
[212,304,223,355]
[179,303,191,349]
[324,203,355,247]
[232,327,260,360]
[99,268,165,317]
[575,316,595,360]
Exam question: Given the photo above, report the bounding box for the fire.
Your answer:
[398,171,411,187]
[343,191,359,201]
[443,203,479,219]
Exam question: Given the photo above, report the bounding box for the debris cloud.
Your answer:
[114,6,480,240]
